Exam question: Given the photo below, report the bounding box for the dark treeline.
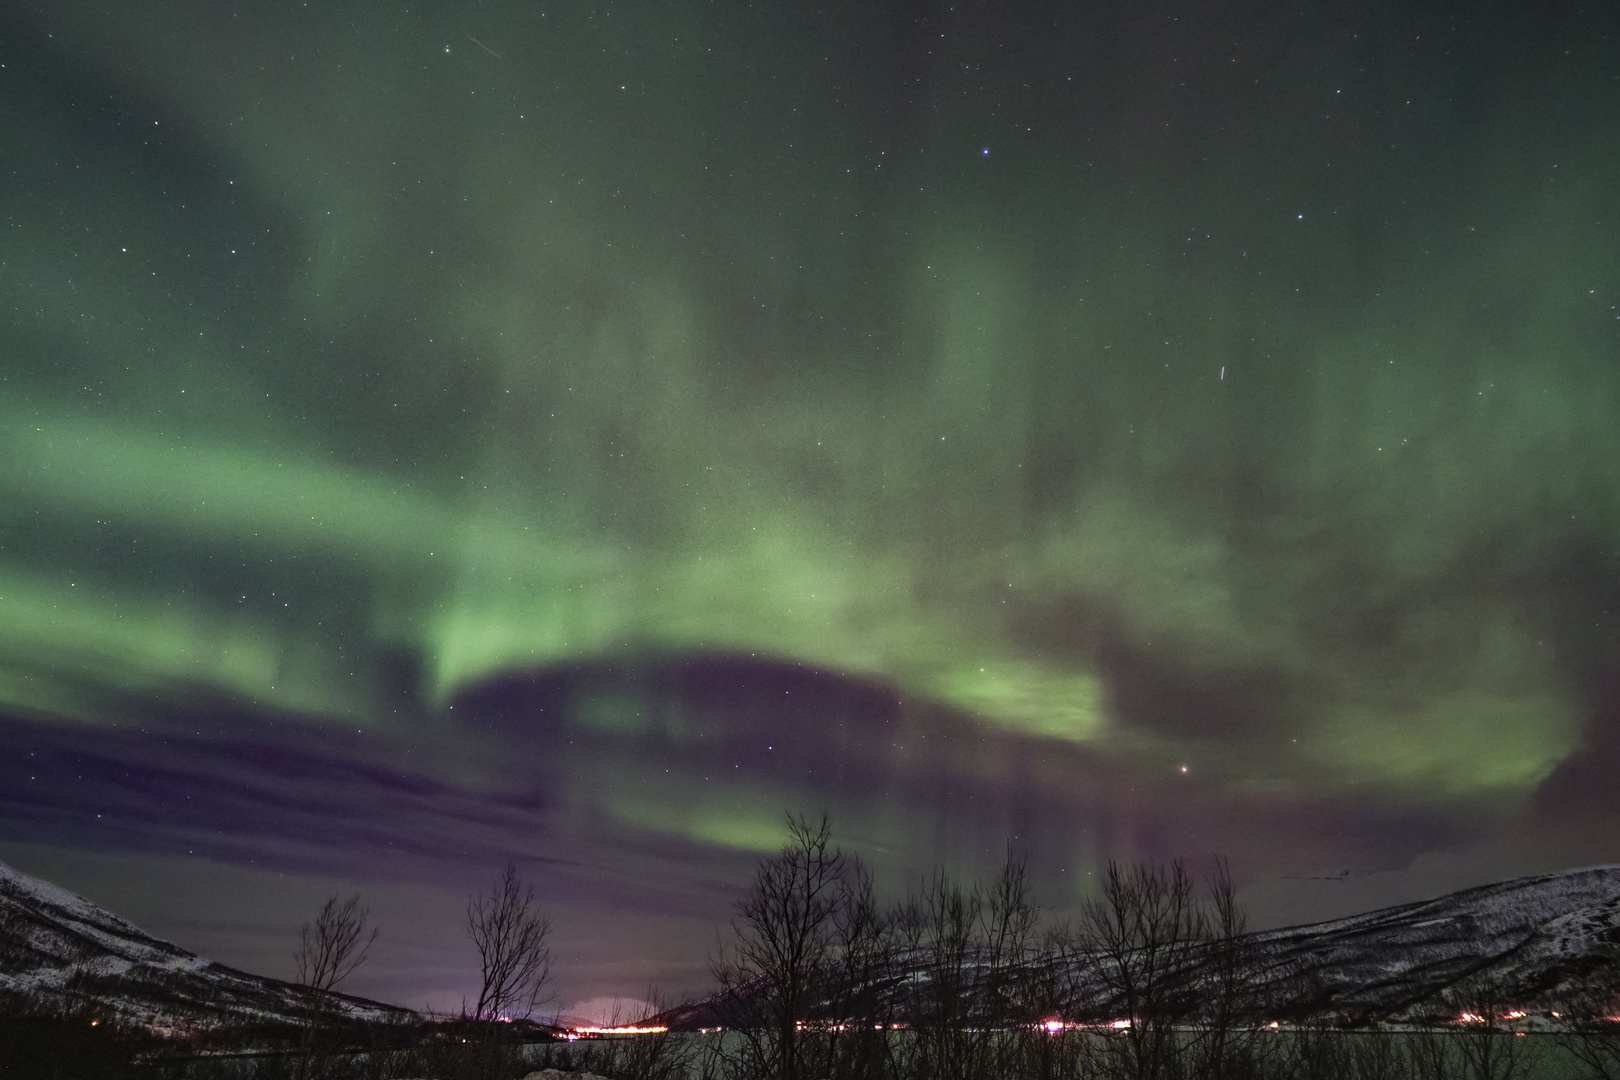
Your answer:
[5,815,1620,1079]
[674,813,1620,1080]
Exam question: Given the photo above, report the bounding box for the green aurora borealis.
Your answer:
[2,0,1619,1012]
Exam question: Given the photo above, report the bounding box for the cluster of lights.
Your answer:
[1038,1018,1133,1034]
[571,1012,1619,1043]
[557,1013,1620,1040]
[564,1023,669,1040]
[1456,1010,1527,1025]
[1040,1018,1303,1035]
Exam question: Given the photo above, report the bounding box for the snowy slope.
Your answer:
[0,859,413,1031]
[1239,865,1620,1020]
[658,866,1620,1029]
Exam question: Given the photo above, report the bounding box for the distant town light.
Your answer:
[569,1024,670,1036]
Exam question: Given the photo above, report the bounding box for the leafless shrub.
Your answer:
[1551,959,1620,1080]
[1081,859,1208,1080]
[894,865,978,1080]
[1185,858,1272,1080]
[584,991,700,1080]
[466,862,553,1023]
[711,812,854,1080]
[296,894,378,1003]
[1437,974,1540,1080]
[446,863,553,1080]
[293,893,376,1080]
[888,848,1068,1080]
[821,862,894,1080]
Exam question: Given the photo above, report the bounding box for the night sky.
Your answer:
[2,0,1619,1021]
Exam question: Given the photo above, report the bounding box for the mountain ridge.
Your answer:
[1240,865,1620,1020]
[4,858,1618,1033]
[658,864,1620,1030]
[0,858,412,1032]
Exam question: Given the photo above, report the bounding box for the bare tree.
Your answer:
[1081,859,1207,1080]
[900,865,980,1080]
[980,847,1042,1025]
[294,893,377,1079]
[466,862,553,1022]
[1552,958,1620,1080]
[297,893,378,999]
[1186,858,1268,1080]
[591,990,701,1080]
[822,860,893,1080]
[1442,973,1541,1080]
[978,849,1049,1080]
[893,848,1046,1080]
[712,811,853,1080]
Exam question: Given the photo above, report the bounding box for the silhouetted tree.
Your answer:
[1082,859,1207,1080]
[584,991,700,1080]
[466,862,553,1022]
[892,848,1048,1080]
[981,848,1043,1025]
[821,860,893,1080]
[293,892,377,1079]
[1441,974,1540,1080]
[1551,956,1620,1080]
[1185,859,1269,1080]
[1281,1022,1416,1080]
[712,812,855,1080]
[974,848,1051,1080]
[896,864,979,1080]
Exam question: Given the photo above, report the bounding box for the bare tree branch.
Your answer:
[712,811,851,1080]
[467,862,553,1023]
[296,893,377,999]
[1082,859,1206,1080]
[293,893,376,1080]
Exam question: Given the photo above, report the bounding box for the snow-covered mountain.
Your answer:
[0,859,413,1032]
[7,857,1619,1034]
[660,866,1620,1029]
[1241,865,1620,1020]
